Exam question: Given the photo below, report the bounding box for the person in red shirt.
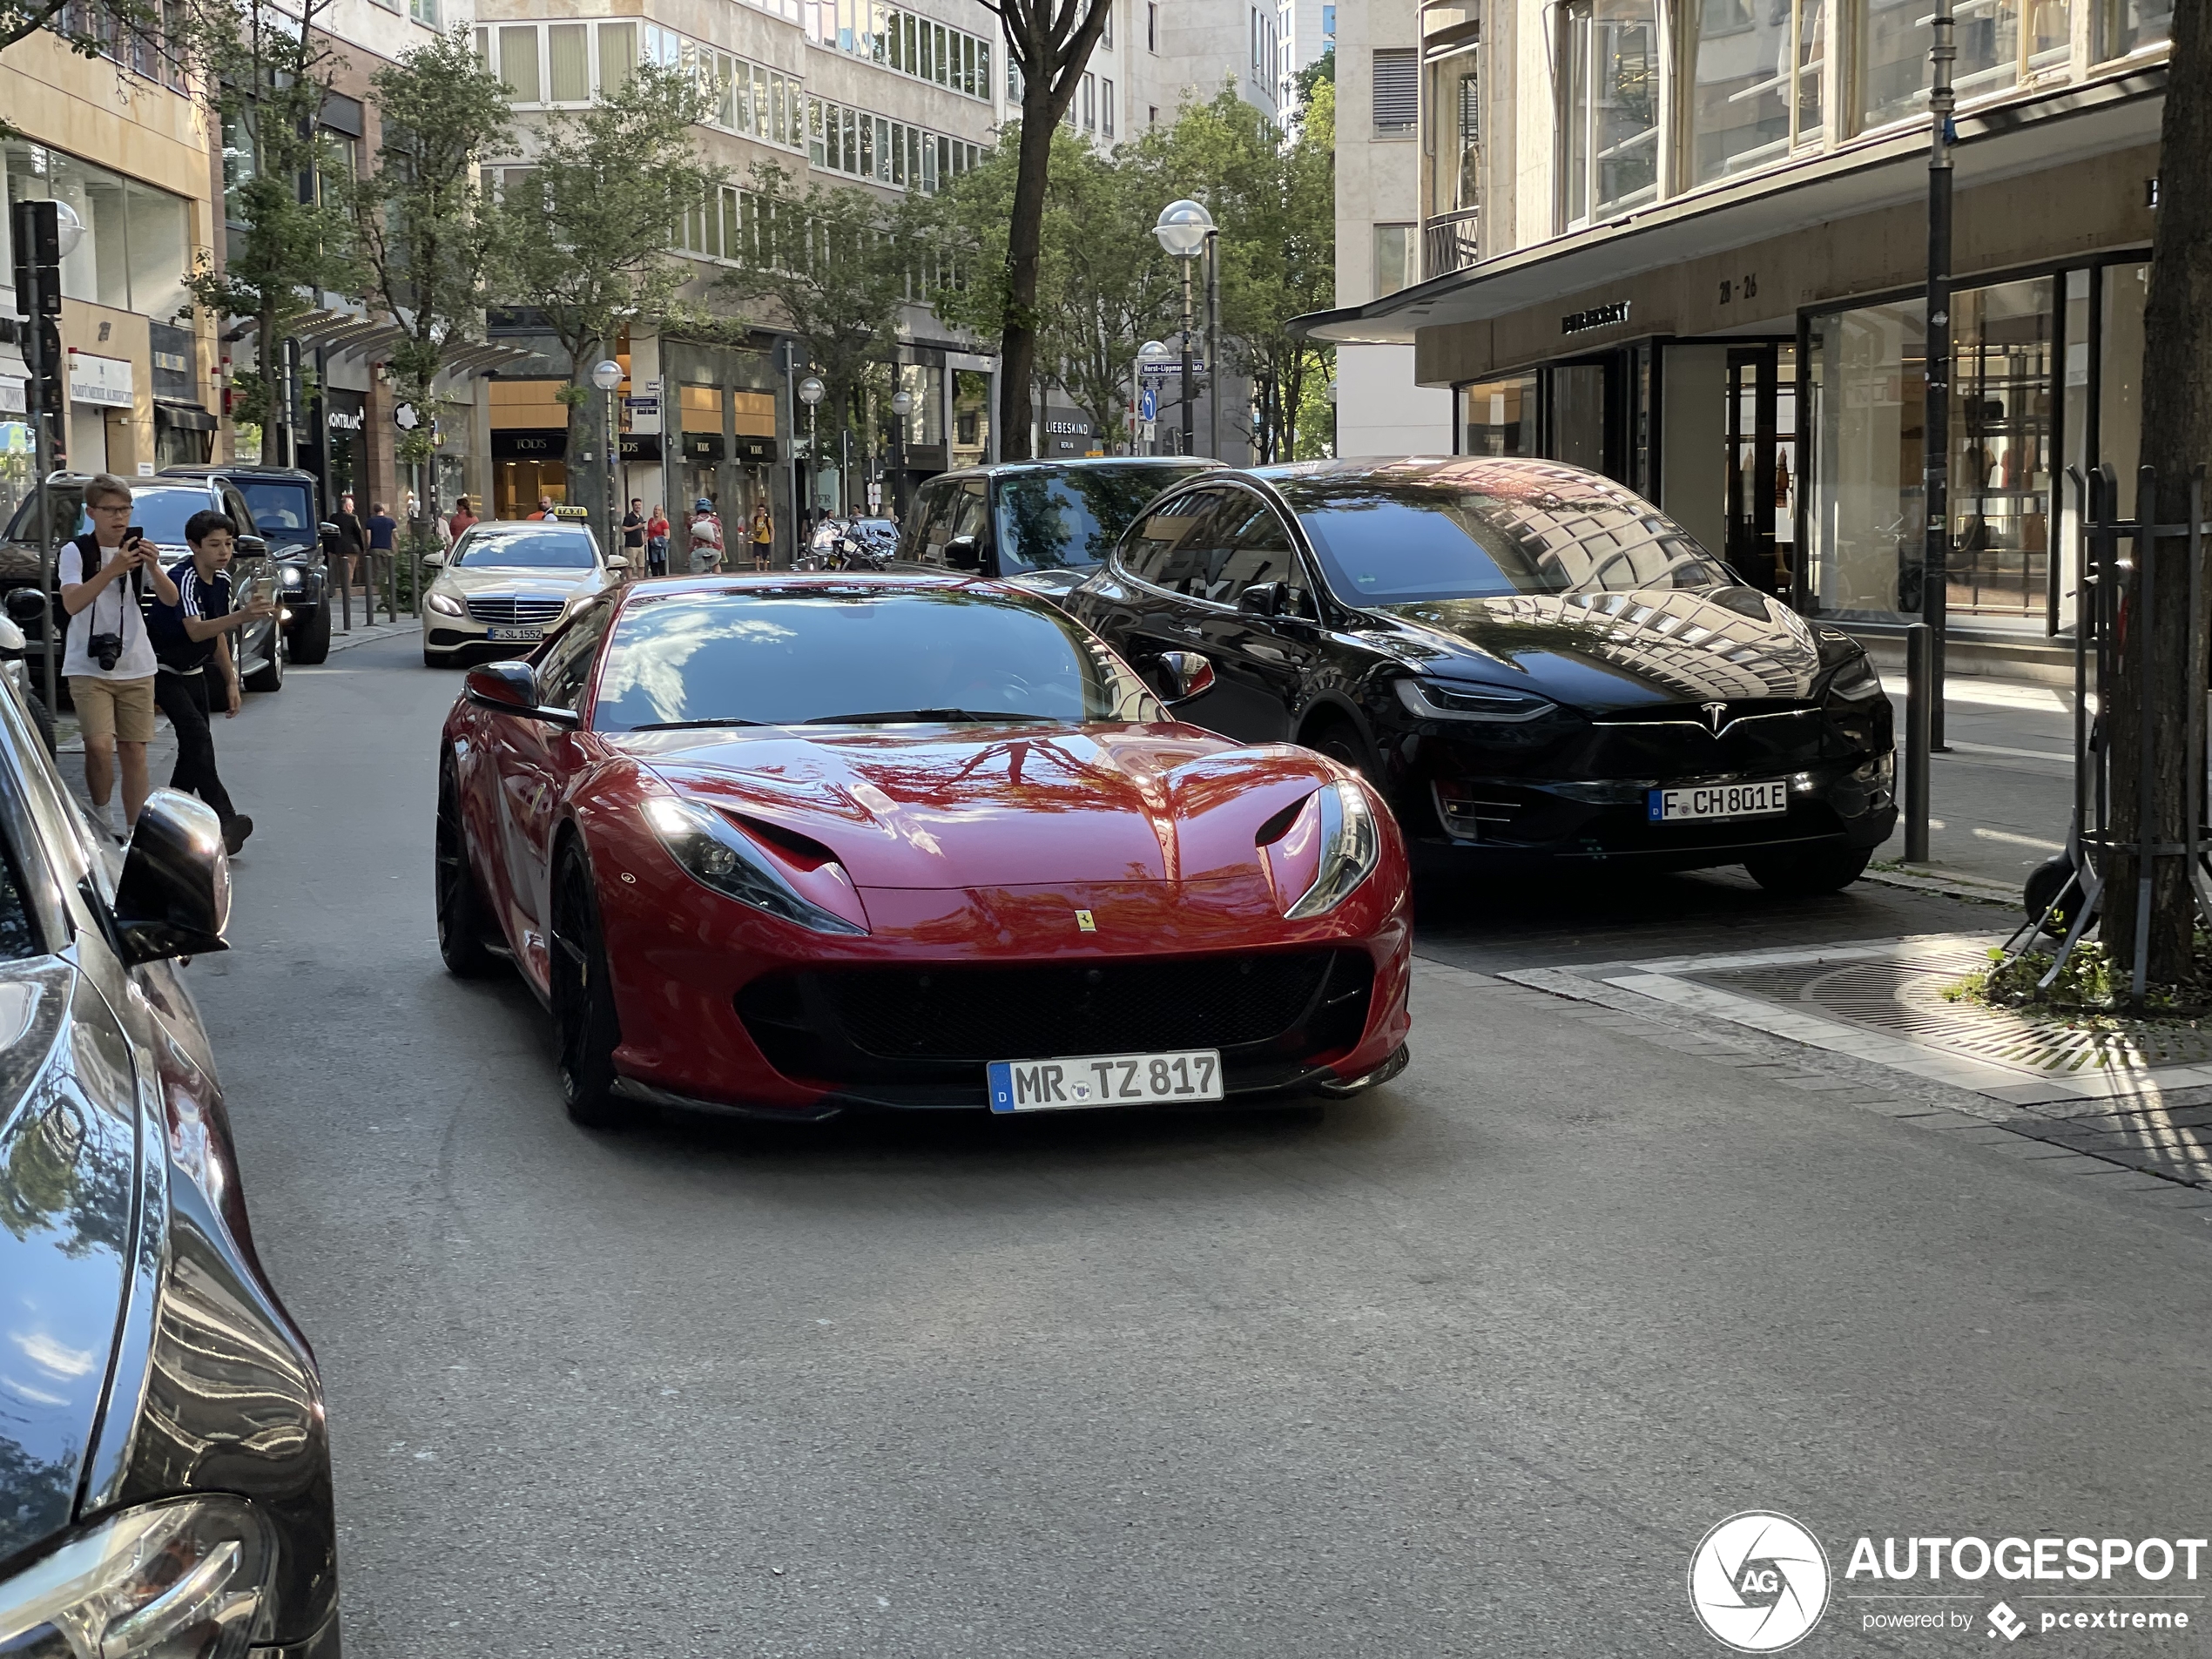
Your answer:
[448,496,479,543]
[645,504,671,576]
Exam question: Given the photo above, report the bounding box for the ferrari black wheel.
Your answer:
[435,759,498,978]
[550,846,627,1130]
[1743,843,1872,896]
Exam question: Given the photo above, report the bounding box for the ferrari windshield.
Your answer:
[592,585,1163,731]
[1277,472,1730,604]
[452,528,597,569]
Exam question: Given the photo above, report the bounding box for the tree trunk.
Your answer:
[258,314,282,467]
[2103,3,2212,985]
[997,87,1055,462]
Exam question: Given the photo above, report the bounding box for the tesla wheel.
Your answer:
[289,602,332,664]
[1743,844,1872,895]
[550,845,627,1130]
[243,628,284,693]
[1305,715,1376,782]
[435,759,499,978]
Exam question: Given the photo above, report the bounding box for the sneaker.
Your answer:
[223,815,253,855]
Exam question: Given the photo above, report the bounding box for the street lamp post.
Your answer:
[798,374,825,546]
[1907,0,1958,863]
[1155,199,1216,456]
[890,388,914,522]
[590,359,623,570]
[10,198,84,711]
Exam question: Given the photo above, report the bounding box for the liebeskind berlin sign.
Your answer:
[1561,300,1630,335]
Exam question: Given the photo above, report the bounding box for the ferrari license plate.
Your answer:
[487,625,543,643]
[988,1049,1224,1113]
[1648,779,1791,822]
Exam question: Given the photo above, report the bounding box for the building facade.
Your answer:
[1303,0,2175,651]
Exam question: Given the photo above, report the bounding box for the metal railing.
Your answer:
[1422,207,1480,280]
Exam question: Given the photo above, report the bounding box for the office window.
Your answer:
[1149,104,1158,125]
[1689,0,1823,182]
[1322,3,1333,41]
[1557,0,1658,224]
[408,0,436,25]
[596,21,635,92]
[1373,225,1414,298]
[547,24,590,100]
[1428,47,1479,217]
[1103,78,1115,135]
[497,25,540,99]
[1860,0,2064,129]
[1147,2,1157,50]
[1372,47,1416,132]
[1082,71,1096,129]
[1103,3,1112,45]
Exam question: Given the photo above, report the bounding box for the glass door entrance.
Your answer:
[1724,345,1799,597]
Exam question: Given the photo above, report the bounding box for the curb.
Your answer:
[326,620,421,654]
[1861,864,2021,908]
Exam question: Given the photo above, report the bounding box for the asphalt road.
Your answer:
[187,634,2212,1658]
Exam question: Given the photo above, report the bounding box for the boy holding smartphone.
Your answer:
[59,474,179,831]
[147,509,277,854]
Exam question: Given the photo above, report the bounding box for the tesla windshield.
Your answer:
[452,529,597,569]
[593,587,1163,731]
[1278,473,1730,604]
[995,465,1212,574]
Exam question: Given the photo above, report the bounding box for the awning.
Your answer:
[280,313,531,381]
[1292,66,2165,347]
[154,401,218,431]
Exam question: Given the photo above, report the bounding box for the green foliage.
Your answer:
[1290,45,1335,121]
[0,0,168,80]
[1950,937,2212,1017]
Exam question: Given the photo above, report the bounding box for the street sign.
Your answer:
[1138,385,1156,421]
[1138,360,1205,381]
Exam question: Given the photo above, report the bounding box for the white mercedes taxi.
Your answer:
[421,519,629,667]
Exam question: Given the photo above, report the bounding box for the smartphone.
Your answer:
[247,568,281,610]
[123,525,145,552]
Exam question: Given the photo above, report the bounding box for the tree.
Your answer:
[3,0,162,65]
[185,0,353,465]
[933,124,1177,452]
[2103,3,2212,984]
[984,0,1114,458]
[346,28,510,560]
[498,63,720,550]
[719,164,922,512]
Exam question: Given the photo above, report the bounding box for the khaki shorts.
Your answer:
[70,675,157,744]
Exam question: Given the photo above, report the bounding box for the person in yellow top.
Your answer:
[749,502,773,571]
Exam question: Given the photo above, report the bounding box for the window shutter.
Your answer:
[1372,47,1416,132]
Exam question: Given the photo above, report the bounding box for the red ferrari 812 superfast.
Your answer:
[436,575,1412,1127]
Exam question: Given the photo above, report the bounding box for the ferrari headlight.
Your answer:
[1824,653,1885,703]
[644,796,866,934]
[1285,779,1382,921]
[0,1496,275,1658]
[425,590,464,617]
[1394,678,1555,723]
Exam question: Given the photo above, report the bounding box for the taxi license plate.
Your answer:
[1649,780,1791,821]
[988,1049,1223,1113]
[487,625,543,643]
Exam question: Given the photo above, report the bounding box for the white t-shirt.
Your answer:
[58,539,158,681]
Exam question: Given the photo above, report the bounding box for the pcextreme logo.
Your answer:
[1689,1512,1832,1653]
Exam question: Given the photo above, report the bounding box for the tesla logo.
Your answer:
[1075,909,1096,933]
[1701,701,1730,734]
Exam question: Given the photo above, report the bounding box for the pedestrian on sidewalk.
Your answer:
[536,495,560,522]
[688,497,724,574]
[448,496,479,543]
[59,473,179,833]
[622,497,646,573]
[749,501,772,571]
[367,501,396,606]
[148,510,277,855]
[646,504,670,576]
[334,492,367,588]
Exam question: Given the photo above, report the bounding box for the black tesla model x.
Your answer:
[1069,455,1896,892]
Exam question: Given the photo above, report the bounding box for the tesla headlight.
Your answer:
[1393,678,1556,723]
[644,796,867,934]
[425,590,464,617]
[1824,653,1885,703]
[0,1495,275,1658]
[1285,779,1382,921]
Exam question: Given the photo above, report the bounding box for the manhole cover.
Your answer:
[1689,942,2212,1076]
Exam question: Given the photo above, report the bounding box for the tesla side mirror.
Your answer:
[5,589,47,626]
[111,789,231,965]
[944,534,982,571]
[1156,651,1216,704]
[1238,581,1285,618]
[464,661,580,728]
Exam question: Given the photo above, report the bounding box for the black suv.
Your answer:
[0,474,290,694]
[158,465,333,664]
[897,456,1222,602]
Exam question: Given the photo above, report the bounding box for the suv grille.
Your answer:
[465,596,567,626]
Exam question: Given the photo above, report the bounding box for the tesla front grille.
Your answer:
[464,596,567,626]
[738,949,1375,1079]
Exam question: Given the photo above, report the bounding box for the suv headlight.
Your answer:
[278,566,303,589]
[0,1496,275,1657]
[644,796,867,934]
[1274,779,1382,921]
[1823,653,1885,703]
[425,590,464,617]
[1394,678,1555,723]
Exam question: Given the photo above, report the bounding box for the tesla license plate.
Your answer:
[1648,779,1791,822]
[487,625,543,642]
[988,1049,1224,1113]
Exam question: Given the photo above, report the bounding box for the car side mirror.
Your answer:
[1238,581,1285,618]
[112,789,231,966]
[423,550,445,567]
[233,533,267,557]
[464,662,580,728]
[1156,650,1216,704]
[5,589,47,626]
[944,534,982,571]
[605,556,630,572]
